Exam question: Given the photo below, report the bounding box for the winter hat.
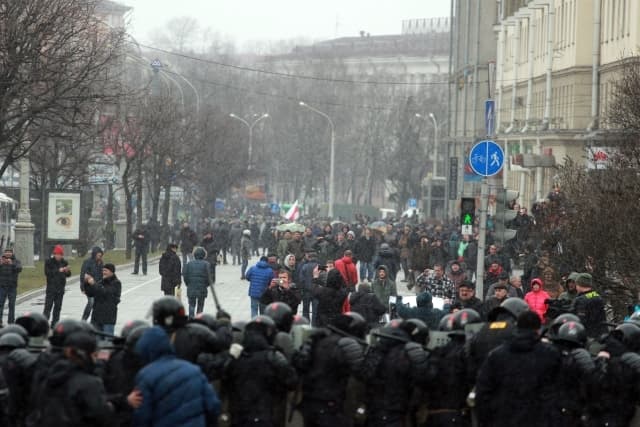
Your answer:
[493,282,508,290]
[575,273,593,288]
[530,278,544,288]
[347,230,356,238]
[243,229,251,236]
[459,280,474,289]
[566,272,580,283]
[52,245,64,256]
[103,263,116,274]
[498,271,509,280]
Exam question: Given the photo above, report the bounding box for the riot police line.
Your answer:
[2,295,640,427]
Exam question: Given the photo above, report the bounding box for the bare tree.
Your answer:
[0,0,127,177]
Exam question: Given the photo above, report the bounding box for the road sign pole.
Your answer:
[475,177,488,298]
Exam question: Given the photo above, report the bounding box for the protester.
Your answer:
[131,226,149,275]
[80,246,103,322]
[43,245,71,326]
[245,256,275,317]
[182,247,211,318]
[0,248,22,326]
[371,265,397,310]
[85,263,121,335]
[158,243,181,296]
[524,277,550,323]
[259,269,302,313]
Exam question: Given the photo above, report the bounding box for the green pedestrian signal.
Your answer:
[460,197,476,228]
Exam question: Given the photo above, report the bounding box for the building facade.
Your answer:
[494,0,639,208]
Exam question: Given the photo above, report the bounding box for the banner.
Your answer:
[47,191,81,241]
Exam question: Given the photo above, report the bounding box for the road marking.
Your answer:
[122,275,161,296]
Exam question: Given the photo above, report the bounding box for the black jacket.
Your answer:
[476,330,561,427]
[312,272,348,328]
[132,228,149,252]
[158,250,181,294]
[102,348,143,427]
[349,290,386,326]
[35,358,113,427]
[86,275,121,325]
[44,258,70,294]
[259,284,302,313]
[0,255,21,288]
[571,290,607,338]
[80,247,103,293]
[354,236,376,262]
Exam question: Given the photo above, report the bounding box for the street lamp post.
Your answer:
[229,113,269,170]
[299,102,335,218]
[416,113,449,220]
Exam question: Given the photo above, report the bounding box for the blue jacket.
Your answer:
[133,327,220,427]
[183,247,210,299]
[245,260,274,298]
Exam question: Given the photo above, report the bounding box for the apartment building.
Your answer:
[495,0,639,207]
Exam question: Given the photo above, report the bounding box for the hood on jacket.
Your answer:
[340,255,354,265]
[530,278,544,290]
[376,265,389,278]
[417,291,433,309]
[193,246,207,260]
[135,326,175,365]
[284,254,296,267]
[91,246,104,259]
[326,269,345,290]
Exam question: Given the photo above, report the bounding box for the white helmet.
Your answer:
[243,229,251,236]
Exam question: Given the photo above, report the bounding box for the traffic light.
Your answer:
[460,197,476,227]
[494,189,519,243]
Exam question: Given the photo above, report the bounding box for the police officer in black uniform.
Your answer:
[293,311,367,427]
[223,315,298,426]
[360,319,429,427]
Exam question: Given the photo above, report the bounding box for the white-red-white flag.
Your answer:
[285,200,300,221]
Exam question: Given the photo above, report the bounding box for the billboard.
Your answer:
[46,191,81,241]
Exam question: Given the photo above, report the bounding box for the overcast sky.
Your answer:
[123,0,451,49]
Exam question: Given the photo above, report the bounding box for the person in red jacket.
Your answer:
[524,278,550,323]
[334,250,358,291]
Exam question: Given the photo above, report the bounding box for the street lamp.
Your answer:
[229,113,269,170]
[416,113,448,220]
[299,101,335,218]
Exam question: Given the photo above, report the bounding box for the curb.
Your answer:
[16,256,161,305]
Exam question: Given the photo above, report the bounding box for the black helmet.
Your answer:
[124,325,150,352]
[613,323,640,352]
[245,315,277,341]
[401,318,429,345]
[15,312,49,337]
[0,324,29,342]
[0,332,26,350]
[488,298,530,322]
[329,312,367,339]
[292,314,310,326]
[554,321,587,347]
[264,302,294,333]
[120,320,150,340]
[438,314,455,331]
[151,297,187,329]
[231,320,247,332]
[373,319,410,343]
[452,309,482,331]
[192,313,218,331]
[548,313,581,339]
[50,319,93,347]
[63,331,97,355]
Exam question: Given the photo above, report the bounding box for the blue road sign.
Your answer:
[214,199,225,211]
[408,198,417,209]
[485,99,495,137]
[469,140,504,177]
[270,203,280,214]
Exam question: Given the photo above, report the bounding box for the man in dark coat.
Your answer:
[312,268,349,328]
[451,280,483,313]
[259,269,302,313]
[373,243,400,282]
[158,244,181,296]
[570,273,607,338]
[179,223,197,266]
[43,245,71,326]
[354,227,376,282]
[0,248,22,326]
[80,246,103,321]
[200,231,218,283]
[182,247,210,318]
[133,326,220,427]
[396,292,445,330]
[349,283,386,330]
[475,311,561,427]
[85,263,121,335]
[132,226,149,275]
[36,331,114,427]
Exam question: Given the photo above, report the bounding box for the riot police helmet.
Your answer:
[120,320,150,339]
[192,313,218,331]
[488,298,530,322]
[553,321,587,347]
[245,315,277,342]
[0,332,26,350]
[547,313,581,339]
[373,319,410,343]
[613,322,640,352]
[151,297,187,329]
[401,318,429,345]
[264,302,294,333]
[452,309,482,331]
[438,314,455,332]
[329,312,367,339]
[50,319,94,347]
[0,324,29,342]
[15,312,49,337]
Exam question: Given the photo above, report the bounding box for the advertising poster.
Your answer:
[47,191,81,241]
